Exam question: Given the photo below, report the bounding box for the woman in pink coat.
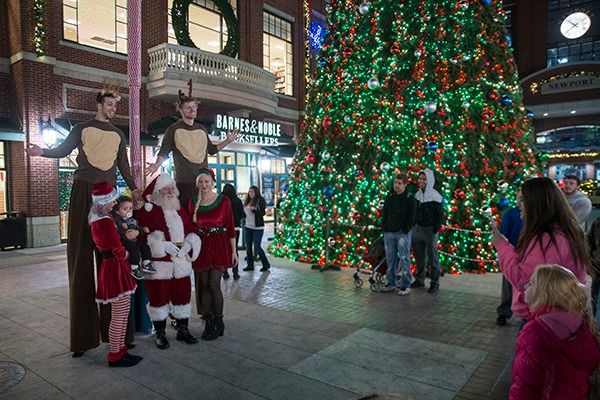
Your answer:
[491,177,590,322]
[510,264,600,399]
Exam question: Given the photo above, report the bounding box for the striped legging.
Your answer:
[109,296,130,356]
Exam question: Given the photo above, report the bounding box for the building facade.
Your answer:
[506,0,600,186]
[0,0,329,247]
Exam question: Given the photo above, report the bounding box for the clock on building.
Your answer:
[560,12,591,39]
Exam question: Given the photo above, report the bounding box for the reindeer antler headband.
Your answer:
[177,79,195,104]
[98,81,122,102]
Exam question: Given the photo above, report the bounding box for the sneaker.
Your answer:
[380,285,396,293]
[141,262,157,274]
[243,266,255,271]
[496,315,508,326]
[259,266,271,272]
[222,270,230,280]
[131,268,145,280]
[428,286,439,294]
[398,287,411,296]
[411,281,425,288]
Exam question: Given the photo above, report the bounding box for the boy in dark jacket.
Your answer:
[381,173,417,294]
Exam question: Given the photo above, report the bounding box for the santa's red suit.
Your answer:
[135,174,201,348]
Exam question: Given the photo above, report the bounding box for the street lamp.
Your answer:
[40,118,58,148]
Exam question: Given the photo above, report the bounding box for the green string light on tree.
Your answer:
[33,0,46,57]
[271,0,540,273]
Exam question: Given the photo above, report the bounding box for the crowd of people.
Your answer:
[25,85,600,397]
[25,86,270,367]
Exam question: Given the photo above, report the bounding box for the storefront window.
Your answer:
[0,142,7,215]
[263,12,293,96]
[63,0,128,54]
[219,151,235,164]
[167,0,236,54]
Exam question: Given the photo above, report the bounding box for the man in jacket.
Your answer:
[381,173,417,295]
[411,169,444,293]
[562,175,592,229]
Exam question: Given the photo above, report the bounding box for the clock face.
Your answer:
[560,12,591,39]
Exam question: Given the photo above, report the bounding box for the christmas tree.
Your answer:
[271,0,539,273]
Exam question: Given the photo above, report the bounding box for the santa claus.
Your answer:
[136,173,201,349]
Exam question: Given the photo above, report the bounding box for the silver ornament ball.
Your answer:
[424,101,437,113]
[358,3,370,15]
[367,77,380,90]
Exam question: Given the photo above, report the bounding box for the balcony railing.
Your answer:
[148,43,275,95]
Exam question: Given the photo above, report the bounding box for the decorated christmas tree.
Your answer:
[271,0,539,273]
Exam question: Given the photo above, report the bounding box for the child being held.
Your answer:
[510,264,600,400]
[112,196,156,279]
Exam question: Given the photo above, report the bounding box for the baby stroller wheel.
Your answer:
[370,282,381,292]
[375,274,385,284]
[354,278,363,288]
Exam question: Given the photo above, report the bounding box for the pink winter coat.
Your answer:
[510,309,600,400]
[495,232,587,319]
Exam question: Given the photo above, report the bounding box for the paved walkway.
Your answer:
[0,245,517,400]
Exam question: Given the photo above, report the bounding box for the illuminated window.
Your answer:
[263,12,293,96]
[62,0,128,54]
[167,0,236,54]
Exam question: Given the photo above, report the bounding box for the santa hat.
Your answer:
[92,182,118,205]
[143,173,175,211]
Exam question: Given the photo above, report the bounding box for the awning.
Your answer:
[55,118,159,146]
[262,143,297,158]
[0,117,24,142]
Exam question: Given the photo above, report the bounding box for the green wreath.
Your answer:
[172,0,239,58]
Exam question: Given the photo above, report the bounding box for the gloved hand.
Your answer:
[179,241,192,259]
[163,241,180,256]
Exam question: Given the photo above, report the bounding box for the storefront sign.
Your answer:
[214,114,282,146]
[540,75,600,94]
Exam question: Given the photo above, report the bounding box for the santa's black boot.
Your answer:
[176,318,199,344]
[201,312,218,341]
[153,320,170,350]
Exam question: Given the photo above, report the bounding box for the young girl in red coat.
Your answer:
[89,182,142,367]
[510,264,600,399]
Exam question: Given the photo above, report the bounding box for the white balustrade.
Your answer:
[148,43,275,93]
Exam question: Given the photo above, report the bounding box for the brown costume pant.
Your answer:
[68,180,133,352]
[176,182,197,212]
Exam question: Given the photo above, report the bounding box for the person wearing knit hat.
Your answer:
[25,87,141,358]
[88,182,142,367]
[188,167,237,341]
[146,80,239,208]
[135,173,202,349]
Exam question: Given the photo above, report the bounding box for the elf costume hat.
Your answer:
[196,167,216,183]
[92,182,118,205]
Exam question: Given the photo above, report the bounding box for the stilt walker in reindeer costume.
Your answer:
[89,182,141,367]
[25,84,140,358]
[135,173,201,349]
[146,80,239,207]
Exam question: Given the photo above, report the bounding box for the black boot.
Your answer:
[201,312,218,341]
[153,320,170,350]
[215,314,225,337]
[232,267,240,280]
[222,270,230,280]
[176,318,199,344]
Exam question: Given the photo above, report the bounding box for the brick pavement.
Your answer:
[0,246,518,399]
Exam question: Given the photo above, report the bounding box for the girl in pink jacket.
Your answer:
[492,177,590,321]
[510,264,600,400]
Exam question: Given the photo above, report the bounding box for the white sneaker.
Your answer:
[398,287,411,296]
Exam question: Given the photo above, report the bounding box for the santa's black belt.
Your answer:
[199,226,227,235]
[99,251,113,259]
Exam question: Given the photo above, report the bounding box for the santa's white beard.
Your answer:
[152,194,181,211]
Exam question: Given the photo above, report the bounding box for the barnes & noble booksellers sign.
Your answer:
[213,114,282,146]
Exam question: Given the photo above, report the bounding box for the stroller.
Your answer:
[353,235,388,292]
